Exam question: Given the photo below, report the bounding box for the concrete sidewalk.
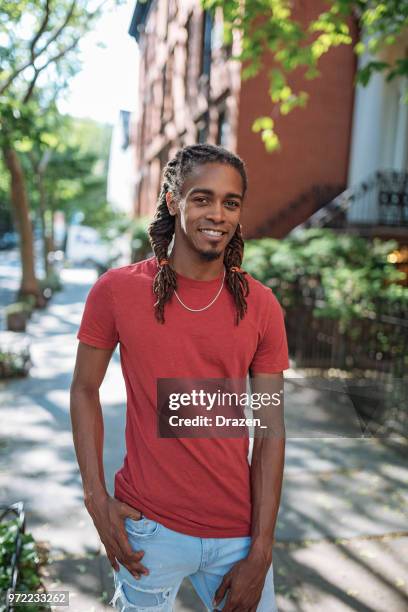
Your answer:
[0,264,407,611]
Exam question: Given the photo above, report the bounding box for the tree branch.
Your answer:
[22,68,40,104]
[23,36,81,103]
[0,0,76,96]
[29,0,52,63]
[1,0,110,97]
[35,0,77,61]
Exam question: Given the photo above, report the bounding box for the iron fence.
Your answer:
[285,293,407,378]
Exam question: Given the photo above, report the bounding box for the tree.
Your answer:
[26,113,114,275]
[202,0,408,152]
[0,0,118,304]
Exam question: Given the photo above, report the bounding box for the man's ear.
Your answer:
[166,191,177,216]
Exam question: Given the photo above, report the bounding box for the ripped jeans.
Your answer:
[110,514,277,612]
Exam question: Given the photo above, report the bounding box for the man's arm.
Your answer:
[70,341,149,578]
[249,371,285,561]
[70,342,112,505]
[213,372,285,611]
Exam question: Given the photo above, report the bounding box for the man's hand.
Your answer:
[213,549,272,611]
[85,494,149,579]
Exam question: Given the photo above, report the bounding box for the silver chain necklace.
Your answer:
[174,267,226,312]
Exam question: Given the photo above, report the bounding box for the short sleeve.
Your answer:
[249,290,290,374]
[77,271,119,350]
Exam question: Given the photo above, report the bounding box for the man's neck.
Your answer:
[168,250,225,281]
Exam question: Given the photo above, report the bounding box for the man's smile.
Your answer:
[198,228,228,241]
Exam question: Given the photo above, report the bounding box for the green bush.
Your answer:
[19,294,37,309]
[5,302,32,317]
[130,216,153,263]
[0,348,31,378]
[243,228,408,327]
[39,271,62,293]
[0,518,49,611]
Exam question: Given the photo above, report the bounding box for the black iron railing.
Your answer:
[284,288,408,435]
[285,289,408,378]
[299,170,408,230]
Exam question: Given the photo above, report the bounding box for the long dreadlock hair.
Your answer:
[148,143,250,325]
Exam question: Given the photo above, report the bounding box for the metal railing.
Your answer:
[299,170,408,230]
[284,288,408,435]
[285,289,408,378]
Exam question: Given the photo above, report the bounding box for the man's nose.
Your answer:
[205,201,226,224]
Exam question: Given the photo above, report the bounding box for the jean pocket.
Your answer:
[125,515,160,538]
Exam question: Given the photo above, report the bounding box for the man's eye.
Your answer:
[194,197,208,204]
[225,201,240,208]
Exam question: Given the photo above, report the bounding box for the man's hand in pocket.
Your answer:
[85,493,149,579]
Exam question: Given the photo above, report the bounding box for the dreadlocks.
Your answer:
[148,143,250,325]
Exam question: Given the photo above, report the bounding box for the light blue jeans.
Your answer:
[110,514,277,611]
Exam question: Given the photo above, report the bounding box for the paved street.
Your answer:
[0,257,407,611]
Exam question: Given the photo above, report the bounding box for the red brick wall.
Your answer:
[237,1,358,238]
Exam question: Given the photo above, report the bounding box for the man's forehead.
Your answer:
[181,163,244,196]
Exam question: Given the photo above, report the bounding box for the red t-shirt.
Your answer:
[77,256,289,537]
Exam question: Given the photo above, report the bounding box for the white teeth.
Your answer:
[200,229,223,237]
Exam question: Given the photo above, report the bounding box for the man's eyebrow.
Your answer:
[187,187,243,200]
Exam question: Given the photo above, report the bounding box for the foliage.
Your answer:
[0,150,13,230]
[5,301,33,316]
[0,0,122,297]
[0,0,118,104]
[242,228,408,327]
[0,346,31,378]
[40,271,62,292]
[0,518,48,610]
[1,109,119,235]
[130,216,154,262]
[25,112,113,225]
[48,116,115,232]
[201,0,408,151]
[19,294,37,308]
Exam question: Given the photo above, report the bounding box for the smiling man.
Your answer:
[70,144,290,611]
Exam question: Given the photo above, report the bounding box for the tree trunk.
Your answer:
[3,146,45,307]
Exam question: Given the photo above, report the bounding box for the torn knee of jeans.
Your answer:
[109,578,172,611]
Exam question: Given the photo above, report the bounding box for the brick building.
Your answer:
[129,0,358,238]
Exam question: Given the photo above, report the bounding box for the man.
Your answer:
[70,143,289,611]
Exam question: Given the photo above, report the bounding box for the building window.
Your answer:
[217,107,230,146]
[197,111,210,143]
[200,10,213,78]
[161,50,174,127]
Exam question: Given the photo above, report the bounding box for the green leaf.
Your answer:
[252,116,275,132]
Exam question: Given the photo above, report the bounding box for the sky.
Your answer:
[58,1,139,126]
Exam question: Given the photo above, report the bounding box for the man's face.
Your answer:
[166,162,244,262]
